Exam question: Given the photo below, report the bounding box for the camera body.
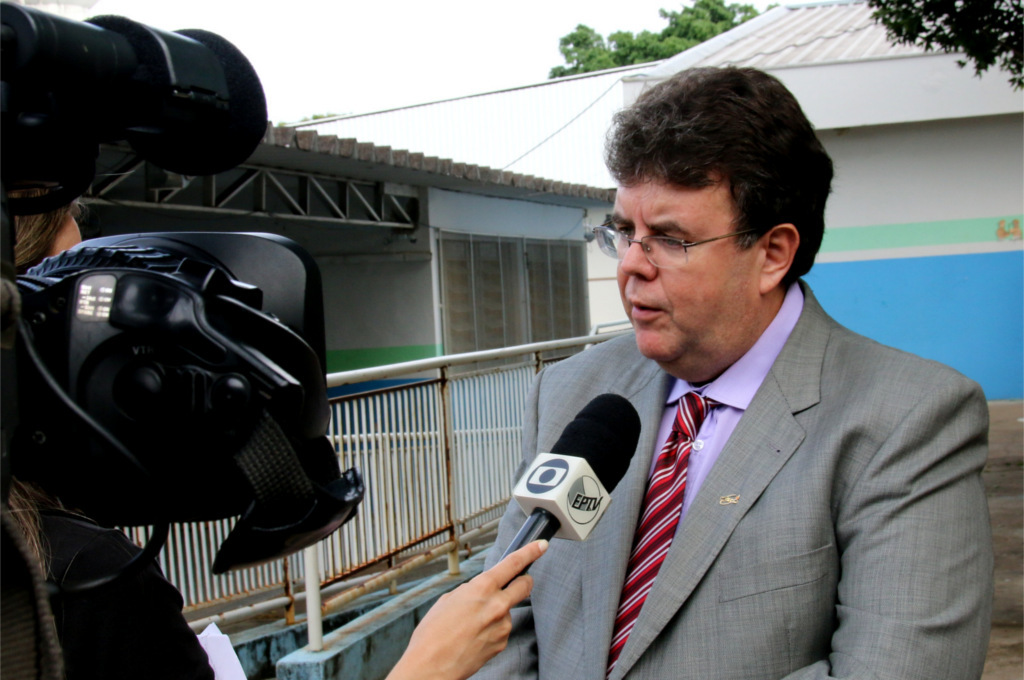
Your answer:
[0,6,365,676]
[15,233,338,527]
[1,4,362,574]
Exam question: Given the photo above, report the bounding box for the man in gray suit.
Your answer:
[472,67,993,680]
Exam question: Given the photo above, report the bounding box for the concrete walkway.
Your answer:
[981,400,1023,680]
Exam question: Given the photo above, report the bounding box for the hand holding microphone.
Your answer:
[385,540,548,680]
[500,393,641,563]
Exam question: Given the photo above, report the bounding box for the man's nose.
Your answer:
[618,238,655,277]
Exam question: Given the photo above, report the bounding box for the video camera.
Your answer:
[1,2,363,582]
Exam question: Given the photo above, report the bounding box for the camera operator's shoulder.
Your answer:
[40,510,140,582]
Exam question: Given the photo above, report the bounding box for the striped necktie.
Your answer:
[606,391,713,676]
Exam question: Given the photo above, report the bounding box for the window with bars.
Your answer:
[439,232,588,356]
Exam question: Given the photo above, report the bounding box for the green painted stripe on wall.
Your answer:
[325,344,443,373]
[820,215,1023,253]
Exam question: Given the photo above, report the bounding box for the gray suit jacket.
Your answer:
[473,285,993,680]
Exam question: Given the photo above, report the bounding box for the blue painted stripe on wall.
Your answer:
[804,250,1023,400]
[327,379,424,400]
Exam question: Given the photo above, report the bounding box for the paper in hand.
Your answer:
[197,622,246,680]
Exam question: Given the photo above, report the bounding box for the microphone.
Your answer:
[1,4,267,213]
[86,16,268,176]
[500,393,641,561]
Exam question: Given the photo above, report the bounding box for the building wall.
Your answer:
[425,187,588,239]
[318,187,592,373]
[809,113,1023,399]
[87,180,593,378]
[430,188,591,351]
[317,250,439,374]
[821,114,1021,228]
[771,54,1022,132]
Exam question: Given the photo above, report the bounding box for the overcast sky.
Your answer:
[85,0,771,124]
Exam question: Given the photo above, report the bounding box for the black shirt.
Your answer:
[41,510,214,680]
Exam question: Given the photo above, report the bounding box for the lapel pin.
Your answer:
[719,494,740,505]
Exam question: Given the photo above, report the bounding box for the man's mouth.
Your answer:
[628,300,662,320]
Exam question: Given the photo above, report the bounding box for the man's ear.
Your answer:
[760,223,799,294]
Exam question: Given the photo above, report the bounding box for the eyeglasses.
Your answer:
[591,223,758,269]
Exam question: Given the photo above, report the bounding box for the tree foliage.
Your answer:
[868,0,1023,89]
[549,0,761,78]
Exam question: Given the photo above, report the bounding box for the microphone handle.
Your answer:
[499,507,560,577]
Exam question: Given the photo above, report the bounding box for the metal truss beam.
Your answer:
[88,149,419,230]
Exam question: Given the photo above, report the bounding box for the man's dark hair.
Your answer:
[605,66,833,283]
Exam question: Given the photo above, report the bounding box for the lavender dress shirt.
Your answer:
[653,283,805,523]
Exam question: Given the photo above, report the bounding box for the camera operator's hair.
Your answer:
[6,479,61,569]
[7,187,85,570]
[605,66,833,283]
[9,188,85,274]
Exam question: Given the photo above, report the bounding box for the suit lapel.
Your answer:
[608,285,831,679]
[579,358,670,679]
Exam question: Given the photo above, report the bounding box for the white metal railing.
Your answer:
[158,330,628,631]
[589,319,632,335]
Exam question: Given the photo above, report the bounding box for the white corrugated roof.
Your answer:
[640,0,925,79]
[691,1,923,69]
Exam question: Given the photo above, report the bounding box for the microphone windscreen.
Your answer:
[550,393,641,492]
[86,15,168,83]
[85,16,267,176]
[172,28,268,171]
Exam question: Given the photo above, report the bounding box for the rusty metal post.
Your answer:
[283,558,296,625]
[439,365,460,576]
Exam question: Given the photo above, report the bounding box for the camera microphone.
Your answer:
[85,16,268,176]
[499,393,641,562]
[1,4,268,213]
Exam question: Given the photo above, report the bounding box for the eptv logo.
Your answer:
[525,458,570,493]
[566,476,603,525]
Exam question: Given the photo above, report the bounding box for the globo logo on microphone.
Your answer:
[525,459,570,493]
[513,453,610,541]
